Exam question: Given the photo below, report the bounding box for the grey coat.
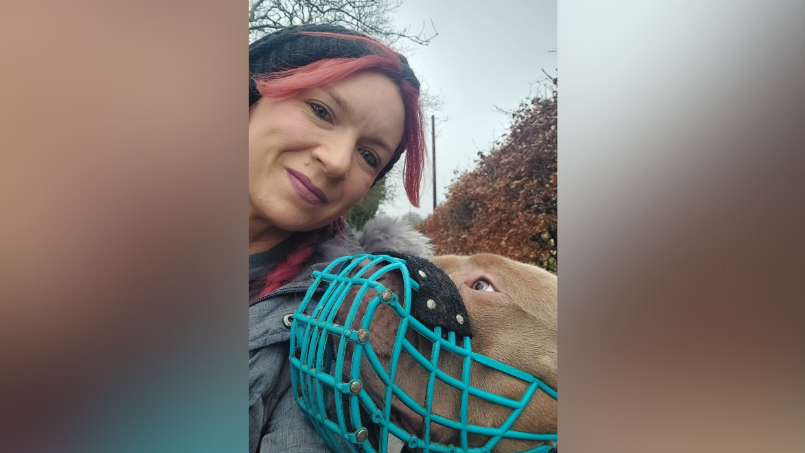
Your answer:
[249,226,365,453]
[249,219,433,453]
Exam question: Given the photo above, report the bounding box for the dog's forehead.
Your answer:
[467,253,513,269]
[428,254,467,274]
[473,254,554,280]
[436,254,528,281]
[433,254,520,273]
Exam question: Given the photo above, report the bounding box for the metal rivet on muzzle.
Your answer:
[456,314,465,325]
[380,289,393,302]
[355,428,369,443]
[427,299,436,309]
[357,329,370,343]
[349,380,362,394]
[418,270,427,278]
[283,314,294,328]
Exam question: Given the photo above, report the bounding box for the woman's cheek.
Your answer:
[361,175,375,193]
[353,180,374,204]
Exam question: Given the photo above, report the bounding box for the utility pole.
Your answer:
[432,114,436,211]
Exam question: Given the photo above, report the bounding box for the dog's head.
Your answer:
[428,254,557,452]
[430,254,557,391]
[293,253,557,453]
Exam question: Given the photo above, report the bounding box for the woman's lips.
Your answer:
[287,169,328,204]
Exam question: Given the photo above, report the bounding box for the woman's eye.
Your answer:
[472,279,495,292]
[309,102,331,121]
[359,148,379,168]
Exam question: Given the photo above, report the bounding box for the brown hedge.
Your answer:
[421,88,557,273]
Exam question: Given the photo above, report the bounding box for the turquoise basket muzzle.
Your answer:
[289,253,557,453]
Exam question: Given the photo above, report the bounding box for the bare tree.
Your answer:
[248,0,437,46]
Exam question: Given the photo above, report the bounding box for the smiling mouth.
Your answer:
[287,169,328,204]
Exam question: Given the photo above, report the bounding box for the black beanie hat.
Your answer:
[249,25,420,183]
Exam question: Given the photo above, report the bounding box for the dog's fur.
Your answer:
[338,220,558,452]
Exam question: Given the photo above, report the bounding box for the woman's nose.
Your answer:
[312,134,354,179]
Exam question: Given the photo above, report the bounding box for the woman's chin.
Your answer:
[264,208,340,234]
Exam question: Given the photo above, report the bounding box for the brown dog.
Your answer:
[334,253,557,453]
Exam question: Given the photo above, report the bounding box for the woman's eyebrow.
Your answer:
[321,86,353,115]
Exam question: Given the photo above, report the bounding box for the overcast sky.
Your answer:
[380,0,557,219]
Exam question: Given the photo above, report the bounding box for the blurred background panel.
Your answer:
[561,0,805,452]
[0,1,247,452]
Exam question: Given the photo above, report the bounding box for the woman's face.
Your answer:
[249,71,405,234]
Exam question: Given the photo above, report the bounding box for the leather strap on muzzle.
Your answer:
[377,251,474,337]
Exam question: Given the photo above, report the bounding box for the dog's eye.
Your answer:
[472,279,495,292]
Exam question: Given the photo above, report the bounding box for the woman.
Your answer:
[248,25,426,453]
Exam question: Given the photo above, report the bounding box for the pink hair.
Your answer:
[252,32,425,207]
[258,230,319,298]
[257,218,347,299]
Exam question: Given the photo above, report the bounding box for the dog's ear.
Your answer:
[429,255,464,277]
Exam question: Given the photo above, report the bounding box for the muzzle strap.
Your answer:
[376,251,473,336]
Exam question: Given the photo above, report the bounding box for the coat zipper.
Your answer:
[249,286,325,307]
